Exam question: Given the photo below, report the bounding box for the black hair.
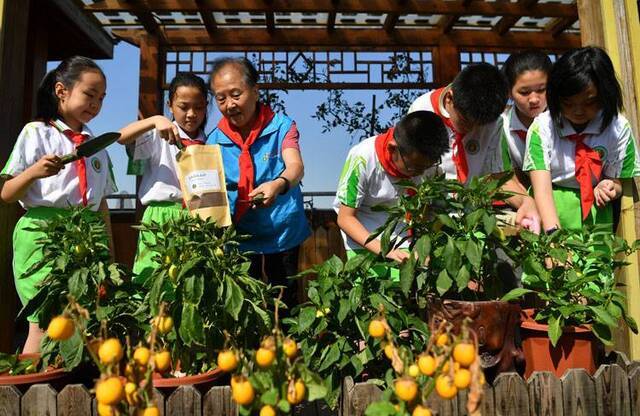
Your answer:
[502,50,552,88]
[168,72,210,130]
[209,57,259,89]
[547,46,622,131]
[395,111,449,163]
[450,63,508,125]
[35,56,105,121]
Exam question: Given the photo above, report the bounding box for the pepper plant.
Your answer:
[138,215,277,375]
[284,254,430,408]
[502,225,639,346]
[370,174,518,301]
[18,207,146,371]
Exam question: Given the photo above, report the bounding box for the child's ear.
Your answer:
[386,139,398,153]
[54,82,68,101]
[167,101,174,116]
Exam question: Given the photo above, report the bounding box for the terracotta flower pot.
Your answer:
[0,354,70,392]
[427,298,524,381]
[152,368,226,393]
[520,308,599,378]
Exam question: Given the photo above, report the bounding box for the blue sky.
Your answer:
[49,42,424,209]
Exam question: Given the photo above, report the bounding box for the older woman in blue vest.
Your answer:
[207,57,310,308]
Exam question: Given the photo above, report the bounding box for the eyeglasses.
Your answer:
[396,145,441,175]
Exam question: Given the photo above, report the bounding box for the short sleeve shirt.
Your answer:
[501,106,529,170]
[333,136,440,250]
[133,122,205,205]
[522,111,640,188]
[409,89,511,184]
[1,120,117,211]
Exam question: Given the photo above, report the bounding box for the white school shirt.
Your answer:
[1,120,116,211]
[409,88,511,184]
[501,106,529,170]
[332,136,440,251]
[133,122,205,205]
[522,111,640,187]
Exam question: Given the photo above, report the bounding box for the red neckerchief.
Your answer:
[217,103,275,221]
[180,137,205,147]
[566,133,602,220]
[430,87,468,183]
[50,120,88,206]
[374,127,417,236]
[514,130,527,142]
[374,127,410,179]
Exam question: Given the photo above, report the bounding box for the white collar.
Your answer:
[50,119,93,137]
[508,106,529,132]
[174,121,205,142]
[558,111,603,137]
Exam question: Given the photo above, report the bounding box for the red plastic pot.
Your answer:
[152,368,225,393]
[520,308,598,378]
[0,354,70,392]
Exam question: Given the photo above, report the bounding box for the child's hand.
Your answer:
[28,155,63,179]
[594,179,618,207]
[386,249,410,263]
[154,116,180,144]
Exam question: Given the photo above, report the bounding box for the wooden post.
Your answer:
[578,0,640,361]
[434,41,460,86]
[135,34,164,220]
[0,0,31,353]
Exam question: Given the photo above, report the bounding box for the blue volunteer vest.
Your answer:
[207,112,310,254]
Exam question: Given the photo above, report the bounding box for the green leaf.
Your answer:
[414,235,431,264]
[365,401,397,416]
[277,400,291,413]
[483,214,497,235]
[592,322,614,346]
[455,265,470,292]
[260,388,279,406]
[588,306,617,328]
[224,276,244,320]
[547,314,562,347]
[436,270,452,296]
[183,275,204,304]
[59,331,84,371]
[68,269,87,299]
[464,240,481,271]
[465,208,485,229]
[306,382,327,401]
[501,288,534,302]
[399,255,416,297]
[337,299,350,324]
[297,306,317,333]
[179,303,205,346]
[444,236,460,275]
[317,342,341,372]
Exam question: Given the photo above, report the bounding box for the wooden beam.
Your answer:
[493,0,538,36]
[195,0,217,38]
[266,11,275,32]
[434,41,460,85]
[546,16,578,38]
[85,0,578,18]
[112,27,581,51]
[436,0,471,34]
[0,0,30,353]
[383,13,400,33]
[327,11,336,31]
[50,0,113,58]
[577,0,604,46]
[128,0,167,44]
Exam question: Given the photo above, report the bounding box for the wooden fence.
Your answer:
[2,361,639,415]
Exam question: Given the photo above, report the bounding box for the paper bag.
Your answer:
[176,144,232,227]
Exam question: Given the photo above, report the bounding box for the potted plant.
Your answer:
[137,215,277,389]
[371,174,524,379]
[285,254,430,409]
[503,225,639,377]
[16,207,145,382]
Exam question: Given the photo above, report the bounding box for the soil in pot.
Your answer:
[428,298,525,382]
[520,308,600,378]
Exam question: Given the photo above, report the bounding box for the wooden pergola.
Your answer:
[1,0,640,356]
